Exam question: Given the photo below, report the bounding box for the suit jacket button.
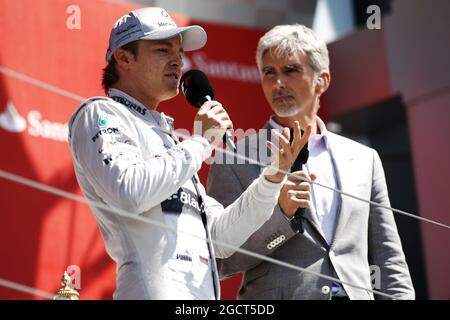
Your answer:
[321,285,330,295]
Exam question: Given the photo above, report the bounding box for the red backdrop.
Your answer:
[0,0,274,299]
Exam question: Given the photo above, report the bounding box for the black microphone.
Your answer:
[180,69,236,150]
[289,128,309,234]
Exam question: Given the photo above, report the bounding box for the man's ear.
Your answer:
[114,49,133,71]
[315,72,330,94]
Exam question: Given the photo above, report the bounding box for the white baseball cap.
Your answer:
[106,7,207,61]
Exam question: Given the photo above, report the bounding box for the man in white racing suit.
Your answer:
[68,7,310,299]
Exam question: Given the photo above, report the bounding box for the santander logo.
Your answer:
[183,52,260,83]
[0,101,68,142]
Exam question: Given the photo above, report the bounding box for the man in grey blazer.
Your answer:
[207,24,415,300]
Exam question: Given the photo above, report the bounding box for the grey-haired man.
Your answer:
[208,24,415,300]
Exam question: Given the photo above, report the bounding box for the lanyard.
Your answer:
[112,95,219,299]
[162,114,219,300]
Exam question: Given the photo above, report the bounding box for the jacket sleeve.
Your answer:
[207,162,297,278]
[69,101,211,214]
[368,150,415,299]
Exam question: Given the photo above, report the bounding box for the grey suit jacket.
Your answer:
[207,121,415,300]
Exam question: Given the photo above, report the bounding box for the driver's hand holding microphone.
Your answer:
[193,100,232,150]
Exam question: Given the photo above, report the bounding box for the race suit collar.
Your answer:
[108,88,161,122]
[108,88,175,133]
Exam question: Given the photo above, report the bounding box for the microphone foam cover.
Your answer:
[180,69,214,107]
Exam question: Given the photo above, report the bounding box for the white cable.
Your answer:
[0,169,397,299]
[0,66,446,299]
[0,66,85,102]
[151,124,450,231]
[0,65,448,230]
[214,146,450,230]
[0,277,54,300]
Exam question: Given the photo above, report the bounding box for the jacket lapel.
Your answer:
[303,201,328,245]
[326,133,355,248]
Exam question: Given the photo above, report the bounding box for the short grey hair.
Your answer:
[256,24,329,75]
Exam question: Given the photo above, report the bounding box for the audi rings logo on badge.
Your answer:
[266,235,286,250]
[0,101,68,142]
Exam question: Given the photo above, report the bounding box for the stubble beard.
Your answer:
[272,101,301,118]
